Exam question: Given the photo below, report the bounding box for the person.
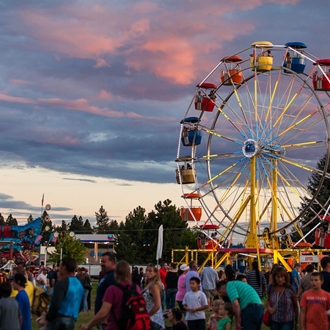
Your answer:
[214,281,230,303]
[222,265,235,282]
[95,251,116,318]
[46,257,84,330]
[12,273,31,330]
[218,279,263,330]
[167,307,189,330]
[37,268,48,287]
[320,256,330,293]
[81,260,140,330]
[11,266,35,307]
[236,274,247,282]
[299,264,315,297]
[300,272,330,330]
[76,267,91,312]
[176,264,189,313]
[0,268,6,283]
[217,302,234,330]
[266,266,298,330]
[139,267,145,289]
[165,262,178,310]
[200,260,219,311]
[132,266,142,287]
[286,52,292,69]
[268,264,280,286]
[246,261,267,298]
[159,261,168,311]
[291,263,301,293]
[207,299,223,330]
[185,260,200,292]
[183,277,208,330]
[142,263,165,330]
[0,282,21,330]
[47,264,57,294]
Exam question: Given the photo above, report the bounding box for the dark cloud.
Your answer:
[0,0,329,190]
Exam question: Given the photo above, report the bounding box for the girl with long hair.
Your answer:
[266,266,298,330]
[142,264,165,330]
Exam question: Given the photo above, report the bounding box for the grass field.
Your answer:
[31,281,269,330]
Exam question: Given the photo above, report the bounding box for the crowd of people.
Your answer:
[1,254,330,329]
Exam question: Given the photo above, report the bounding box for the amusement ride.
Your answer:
[173,41,330,271]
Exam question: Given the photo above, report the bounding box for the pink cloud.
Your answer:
[98,90,113,100]
[10,79,34,86]
[14,0,301,84]
[0,91,163,120]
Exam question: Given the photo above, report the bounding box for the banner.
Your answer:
[156,225,163,261]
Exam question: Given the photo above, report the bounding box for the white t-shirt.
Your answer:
[37,272,48,285]
[183,290,208,320]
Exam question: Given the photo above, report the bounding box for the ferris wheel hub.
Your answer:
[242,139,260,158]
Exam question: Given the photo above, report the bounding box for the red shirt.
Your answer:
[159,268,168,289]
[300,289,330,330]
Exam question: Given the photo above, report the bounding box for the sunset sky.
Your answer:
[0,0,329,226]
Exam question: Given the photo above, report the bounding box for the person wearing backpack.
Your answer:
[81,260,151,330]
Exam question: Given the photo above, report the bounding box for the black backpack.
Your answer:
[114,283,151,330]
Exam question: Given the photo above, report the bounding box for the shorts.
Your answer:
[204,289,216,299]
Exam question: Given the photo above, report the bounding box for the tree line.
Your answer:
[0,199,198,264]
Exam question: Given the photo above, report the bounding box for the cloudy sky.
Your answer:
[0,0,329,225]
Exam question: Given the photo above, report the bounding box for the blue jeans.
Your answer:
[166,288,178,309]
[82,289,89,311]
[161,290,166,311]
[241,304,263,330]
[270,320,294,330]
[47,316,75,330]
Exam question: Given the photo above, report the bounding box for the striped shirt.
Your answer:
[246,269,267,297]
[226,281,262,310]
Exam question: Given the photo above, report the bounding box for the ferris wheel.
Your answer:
[175,41,330,250]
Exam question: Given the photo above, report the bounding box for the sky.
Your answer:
[0,0,330,227]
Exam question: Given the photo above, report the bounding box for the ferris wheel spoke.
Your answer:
[200,156,248,188]
[199,124,244,145]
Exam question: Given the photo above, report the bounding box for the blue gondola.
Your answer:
[180,117,202,146]
[284,42,307,74]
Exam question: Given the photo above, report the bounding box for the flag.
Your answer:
[34,235,43,244]
[156,225,163,261]
[49,232,57,243]
[41,194,44,207]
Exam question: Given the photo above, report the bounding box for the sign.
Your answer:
[299,255,319,263]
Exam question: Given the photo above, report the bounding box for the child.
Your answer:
[300,272,330,330]
[207,299,223,330]
[0,282,21,330]
[183,277,208,330]
[217,302,234,330]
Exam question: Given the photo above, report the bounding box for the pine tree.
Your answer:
[27,215,34,223]
[69,215,84,233]
[94,206,110,234]
[82,219,93,234]
[6,214,18,225]
[0,213,4,225]
[298,154,330,242]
